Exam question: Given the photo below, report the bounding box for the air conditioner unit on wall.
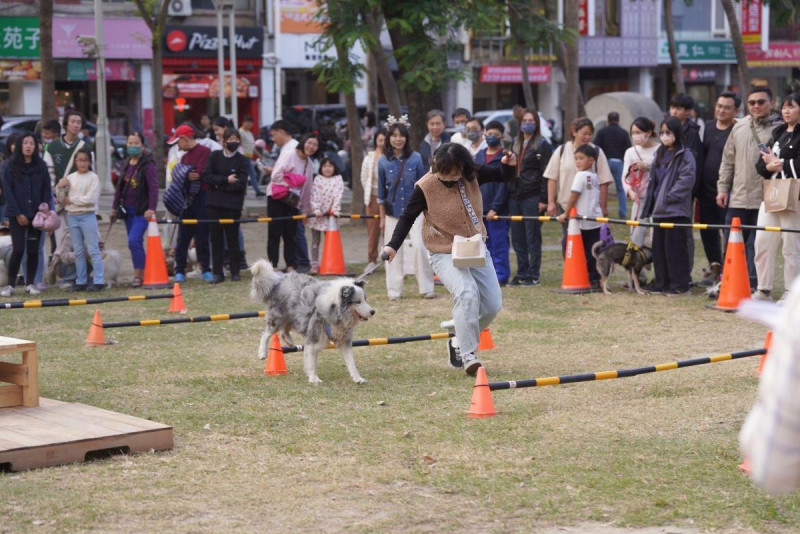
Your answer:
[168,0,192,17]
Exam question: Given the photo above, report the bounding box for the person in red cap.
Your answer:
[167,124,212,282]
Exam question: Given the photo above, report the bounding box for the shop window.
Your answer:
[604,0,621,37]
[710,0,728,37]
[662,1,711,33]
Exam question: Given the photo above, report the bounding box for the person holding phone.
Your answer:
[717,87,782,290]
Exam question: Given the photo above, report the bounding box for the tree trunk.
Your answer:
[364,9,403,117]
[517,40,537,111]
[720,0,749,91]
[366,51,379,132]
[663,0,685,93]
[335,42,364,215]
[151,40,166,187]
[563,0,580,126]
[40,0,57,121]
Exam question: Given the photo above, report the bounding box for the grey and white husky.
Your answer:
[249,259,375,385]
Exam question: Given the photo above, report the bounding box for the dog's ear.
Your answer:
[353,279,366,288]
[340,285,354,302]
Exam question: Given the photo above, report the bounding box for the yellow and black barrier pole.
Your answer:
[281,332,455,354]
[0,293,174,310]
[489,348,766,391]
[103,311,265,329]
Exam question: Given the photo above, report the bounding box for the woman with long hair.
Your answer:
[508,108,552,285]
[268,133,315,271]
[295,133,320,273]
[360,128,387,271]
[378,121,435,300]
[110,132,158,288]
[0,132,53,296]
[641,117,696,296]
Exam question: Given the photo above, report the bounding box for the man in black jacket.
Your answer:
[593,112,631,218]
[698,91,739,284]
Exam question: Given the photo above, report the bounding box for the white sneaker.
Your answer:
[24,285,40,296]
[462,352,482,376]
[0,285,13,297]
[439,319,455,331]
[751,289,772,301]
[447,337,462,368]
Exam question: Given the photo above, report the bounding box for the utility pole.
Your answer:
[214,0,227,118]
[93,0,113,193]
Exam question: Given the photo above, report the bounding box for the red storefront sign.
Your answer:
[747,42,800,67]
[479,65,551,84]
[741,0,762,49]
[578,0,589,36]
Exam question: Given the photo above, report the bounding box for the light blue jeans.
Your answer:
[429,250,503,356]
[68,212,104,285]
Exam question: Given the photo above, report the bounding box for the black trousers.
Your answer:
[207,206,241,277]
[652,216,692,292]
[267,196,297,269]
[698,197,725,266]
[8,220,41,288]
[581,227,601,283]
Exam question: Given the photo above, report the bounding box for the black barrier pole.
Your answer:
[157,214,381,225]
[489,348,766,391]
[0,293,174,310]
[281,332,455,353]
[103,311,265,329]
[572,215,800,234]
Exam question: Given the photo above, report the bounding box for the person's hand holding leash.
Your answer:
[382,246,396,263]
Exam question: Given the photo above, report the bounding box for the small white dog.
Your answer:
[250,259,375,384]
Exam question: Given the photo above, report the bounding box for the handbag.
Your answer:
[451,181,486,268]
[763,178,800,213]
[32,203,61,232]
[272,171,305,209]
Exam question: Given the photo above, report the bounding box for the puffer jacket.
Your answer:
[718,114,782,209]
[1,159,53,220]
[755,123,800,179]
[642,146,696,219]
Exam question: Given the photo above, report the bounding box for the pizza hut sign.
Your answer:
[164,26,263,58]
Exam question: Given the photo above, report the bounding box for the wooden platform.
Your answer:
[0,398,173,471]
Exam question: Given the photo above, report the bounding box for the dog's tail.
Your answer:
[249,258,281,302]
[591,240,604,260]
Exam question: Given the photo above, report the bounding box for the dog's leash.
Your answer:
[354,251,389,283]
[102,218,115,246]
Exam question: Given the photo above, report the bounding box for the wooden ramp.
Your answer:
[0,398,173,472]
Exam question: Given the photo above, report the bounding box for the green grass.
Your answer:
[0,217,798,533]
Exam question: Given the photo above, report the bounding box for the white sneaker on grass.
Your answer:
[440,319,455,331]
[752,289,772,301]
[24,284,40,296]
[462,352,482,376]
[0,285,13,297]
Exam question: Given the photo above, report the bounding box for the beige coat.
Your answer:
[543,141,614,209]
[718,115,782,209]
[360,150,380,205]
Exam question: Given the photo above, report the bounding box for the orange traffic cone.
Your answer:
[167,283,188,314]
[319,214,347,275]
[468,367,497,418]
[143,216,170,289]
[758,331,772,375]
[264,334,287,376]
[478,328,495,351]
[738,457,751,475]
[714,217,751,311]
[86,309,106,346]
[555,208,592,293]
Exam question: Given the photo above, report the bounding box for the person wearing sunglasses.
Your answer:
[717,86,782,289]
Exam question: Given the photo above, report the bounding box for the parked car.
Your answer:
[0,115,40,146]
[473,109,553,145]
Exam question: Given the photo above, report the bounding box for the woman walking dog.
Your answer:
[383,143,516,375]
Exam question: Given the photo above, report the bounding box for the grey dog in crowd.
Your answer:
[250,259,375,385]
[591,241,654,295]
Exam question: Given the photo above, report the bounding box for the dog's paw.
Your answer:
[258,353,267,360]
[308,376,323,385]
[352,376,367,385]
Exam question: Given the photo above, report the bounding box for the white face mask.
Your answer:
[632,133,648,146]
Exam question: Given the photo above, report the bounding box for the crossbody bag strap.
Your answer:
[457,180,482,232]
[388,158,405,203]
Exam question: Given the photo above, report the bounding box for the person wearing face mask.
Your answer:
[508,109,552,286]
[448,108,472,149]
[202,128,249,284]
[382,143,517,375]
[641,117,696,296]
[475,120,510,286]
[621,117,660,229]
[110,132,158,288]
[464,117,487,158]
[593,112,632,218]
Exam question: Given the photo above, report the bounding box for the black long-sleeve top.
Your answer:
[387,162,516,251]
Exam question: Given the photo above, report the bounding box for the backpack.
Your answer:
[163,162,201,217]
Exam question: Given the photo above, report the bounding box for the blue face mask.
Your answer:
[520,123,537,135]
[485,135,501,147]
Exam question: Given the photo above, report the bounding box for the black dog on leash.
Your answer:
[591,241,653,295]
